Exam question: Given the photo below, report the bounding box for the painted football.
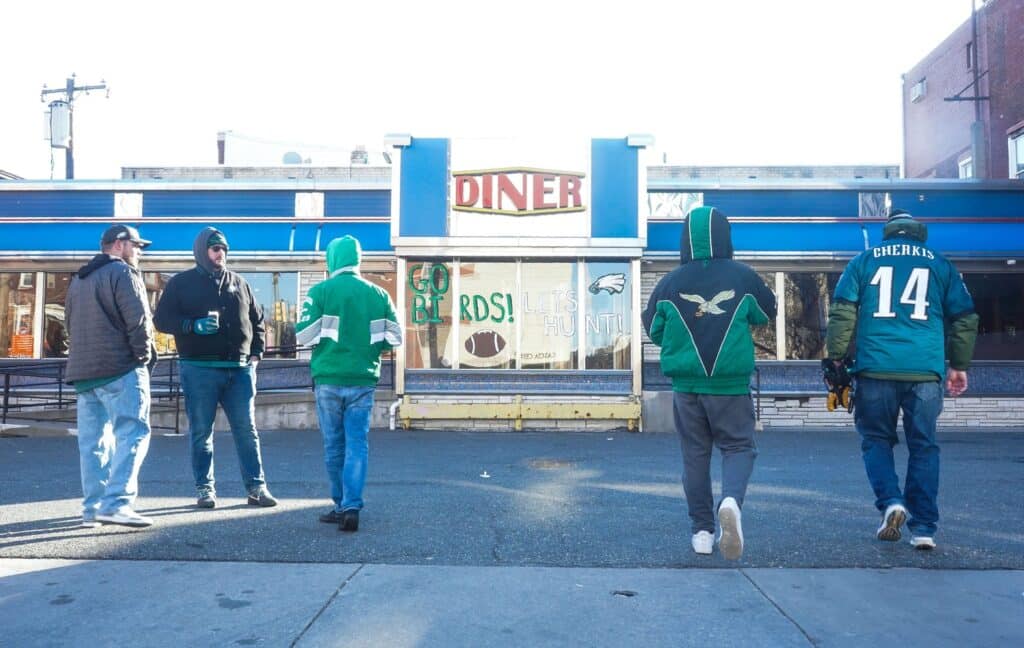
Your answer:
[465,329,507,358]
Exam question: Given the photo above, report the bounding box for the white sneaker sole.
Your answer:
[876,505,907,542]
[95,514,153,528]
[718,505,744,560]
[80,520,101,529]
[911,537,936,551]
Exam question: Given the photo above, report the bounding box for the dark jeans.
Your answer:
[854,377,943,537]
[672,392,758,534]
[179,363,266,495]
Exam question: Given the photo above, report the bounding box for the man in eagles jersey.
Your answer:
[642,206,777,560]
[825,209,978,551]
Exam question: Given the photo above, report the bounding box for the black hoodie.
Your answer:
[153,229,265,361]
[641,207,777,394]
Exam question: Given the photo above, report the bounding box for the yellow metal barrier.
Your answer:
[399,395,641,431]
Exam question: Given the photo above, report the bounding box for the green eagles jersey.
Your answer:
[833,237,975,380]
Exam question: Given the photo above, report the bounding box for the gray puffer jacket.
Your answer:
[65,254,156,383]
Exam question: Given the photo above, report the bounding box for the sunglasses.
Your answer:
[210,245,228,253]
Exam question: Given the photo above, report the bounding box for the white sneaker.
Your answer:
[718,497,744,560]
[80,517,100,529]
[691,530,714,555]
[876,503,908,542]
[96,508,153,528]
[910,536,936,551]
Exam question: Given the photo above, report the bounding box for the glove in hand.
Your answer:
[193,316,220,335]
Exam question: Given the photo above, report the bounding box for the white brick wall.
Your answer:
[756,396,1024,428]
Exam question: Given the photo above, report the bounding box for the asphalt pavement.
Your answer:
[1,427,1022,646]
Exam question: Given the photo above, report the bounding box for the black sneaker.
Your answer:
[339,510,359,532]
[319,509,344,524]
[247,487,278,507]
[197,492,216,509]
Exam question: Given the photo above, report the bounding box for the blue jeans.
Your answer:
[314,384,374,512]
[854,377,943,537]
[76,368,152,516]
[179,363,266,495]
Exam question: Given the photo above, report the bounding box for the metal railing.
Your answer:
[0,347,395,435]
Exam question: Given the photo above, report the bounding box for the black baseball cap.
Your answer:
[101,224,152,249]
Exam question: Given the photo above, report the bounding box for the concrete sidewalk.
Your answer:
[1,558,1021,647]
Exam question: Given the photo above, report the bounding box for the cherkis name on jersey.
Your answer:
[872,244,935,259]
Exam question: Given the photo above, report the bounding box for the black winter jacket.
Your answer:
[153,267,265,361]
[65,255,156,383]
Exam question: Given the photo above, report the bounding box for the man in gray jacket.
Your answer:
[65,225,158,528]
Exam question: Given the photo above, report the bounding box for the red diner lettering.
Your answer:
[533,174,556,210]
[559,175,581,209]
[455,176,479,207]
[497,173,527,211]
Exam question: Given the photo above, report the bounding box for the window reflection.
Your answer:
[520,262,578,369]
[405,261,453,369]
[44,273,71,358]
[457,262,516,369]
[964,273,1024,360]
[238,272,299,357]
[1,272,38,358]
[585,261,632,369]
[785,272,840,360]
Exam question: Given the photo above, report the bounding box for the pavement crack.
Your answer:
[290,563,365,647]
[739,569,817,646]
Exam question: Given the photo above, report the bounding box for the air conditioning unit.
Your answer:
[910,79,927,103]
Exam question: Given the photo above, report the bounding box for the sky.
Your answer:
[0,0,975,179]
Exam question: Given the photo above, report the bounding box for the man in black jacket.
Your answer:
[66,224,157,528]
[154,227,276,509]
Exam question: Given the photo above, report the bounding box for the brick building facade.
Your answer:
[903,0,1024,179]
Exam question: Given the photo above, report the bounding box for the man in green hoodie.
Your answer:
[642,207,776,560]
[295,235,402,532]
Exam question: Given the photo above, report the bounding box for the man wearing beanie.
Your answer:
[295,235,401,532]
[825,209,978,551]
[154,227,277,509]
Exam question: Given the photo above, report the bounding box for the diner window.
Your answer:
[963,273,1024,360]
[520,262,578,369]
[958,157,973,179]
[457,261,516,369]
[44,273,71,358]
[784,272,841,360]
[145,272,178,355]
[751,272,779,360]
[585,261,632,369]
[239,272,299,357]
[1,272,38,358]
[405,261,454,369]
[1010,131,1024,180]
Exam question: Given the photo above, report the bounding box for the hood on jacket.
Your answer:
[77,254,118,279]
[193,227,227,275]
[326,235,361,276]
[882,210,928,243]
[680,206,734,264]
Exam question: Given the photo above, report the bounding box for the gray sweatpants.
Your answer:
[672,392,758,534]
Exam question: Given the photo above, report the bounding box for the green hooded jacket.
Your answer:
[641,207,777,394]
[295,236,402,386]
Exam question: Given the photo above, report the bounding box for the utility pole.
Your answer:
[40,74,108,179]
[943,1,989,178]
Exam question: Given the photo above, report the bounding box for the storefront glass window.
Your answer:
[44,273,71,358]
[239,272,299,357]
[144,272,177,355]
[520,262,578,369]
[585,261,632,369]
[784,272,840,360]
[1,273,38,358]
[405,261,454,369]
[964,273,1024,360]
[752,272,779,360]
[457,262,517,369]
